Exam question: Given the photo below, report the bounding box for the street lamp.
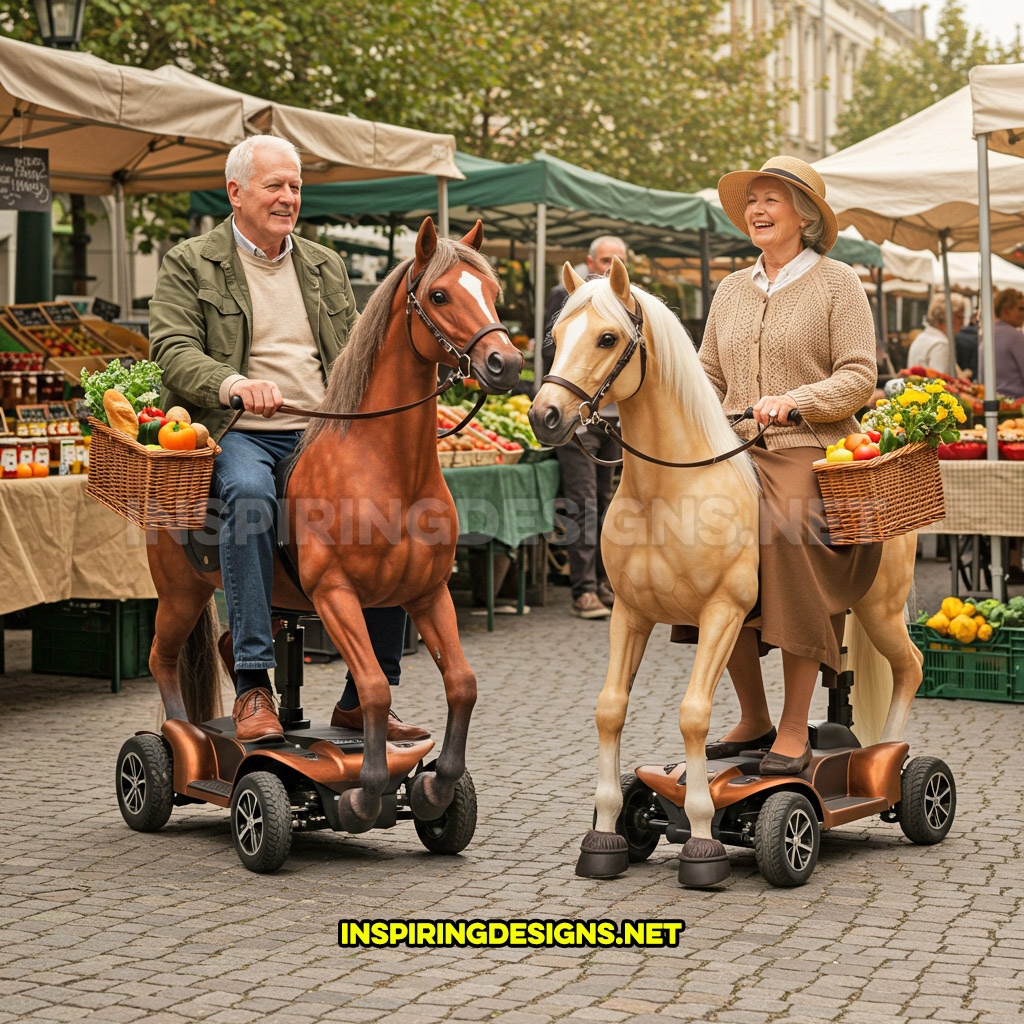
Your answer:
[32,0,85,49]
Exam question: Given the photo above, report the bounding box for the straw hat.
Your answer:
[717,156,838,254]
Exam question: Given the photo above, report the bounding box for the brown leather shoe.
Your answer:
[759,741,812,776]
[232,687,283,743]
[330,705,430,741]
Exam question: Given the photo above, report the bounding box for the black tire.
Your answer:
[230,771,292,873]
[613,773,660,862]
[116,734,174,832]
[754,791,820,887]
[413,769,477,854]
[897,757,956,845]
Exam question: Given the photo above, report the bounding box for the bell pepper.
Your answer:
[138,406,167,425]
[158,420,197,451]
[138,420,164,446]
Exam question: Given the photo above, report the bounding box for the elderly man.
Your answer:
[149,135,424,743]
[542,235,628,619]
[906,294,966,375]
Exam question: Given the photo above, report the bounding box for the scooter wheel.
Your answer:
[230,771,292,873]
[897,757,956,845]
[754,791,819,887]
[413,767,477,855]
[591,774,660,862]
[116,734,173,832]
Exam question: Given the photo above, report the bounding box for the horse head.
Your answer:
[530,256,648,445]
[406,217,522,394]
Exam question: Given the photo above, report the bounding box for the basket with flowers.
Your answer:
[811,379,962,544]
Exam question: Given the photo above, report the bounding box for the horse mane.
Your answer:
[297,239,498,450]
[558,278,760,498]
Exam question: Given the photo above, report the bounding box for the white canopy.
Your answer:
[814,86,1024,254]
[970,63,1024,158]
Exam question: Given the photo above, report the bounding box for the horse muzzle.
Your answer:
[470,346,524,395]
[528,393,577,446]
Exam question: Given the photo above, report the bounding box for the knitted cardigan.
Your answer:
[699,256,877,451]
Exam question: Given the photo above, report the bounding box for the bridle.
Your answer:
[217,257,511,442]
[540,290,773,468]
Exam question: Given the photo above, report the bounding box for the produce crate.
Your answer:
[28,598,158,690]
[909,622,1024,702]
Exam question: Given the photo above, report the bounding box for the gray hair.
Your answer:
[225,135,302,188]
[763,179,828,254]
[588,235,627,259]
[926,293,966,327]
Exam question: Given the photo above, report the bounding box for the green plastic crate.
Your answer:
[909,622,1024,702]
[29,599,157,681]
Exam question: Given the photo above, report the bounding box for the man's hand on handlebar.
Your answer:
[752,394,800,426]
[229,379,283,418]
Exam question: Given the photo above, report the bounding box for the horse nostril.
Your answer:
[543,405,562,431]
[486,351,504,375]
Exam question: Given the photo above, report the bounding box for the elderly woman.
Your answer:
[673,156,880,774]
[907,293,967,376]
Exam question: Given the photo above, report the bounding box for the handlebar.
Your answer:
[230,395,245,410]
[740,406,802,425]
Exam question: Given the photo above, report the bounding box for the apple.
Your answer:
[866,430,881,443]
[852,443,880,461]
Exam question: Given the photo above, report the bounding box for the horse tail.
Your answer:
[178,597,226,724]
[847,609,892,747]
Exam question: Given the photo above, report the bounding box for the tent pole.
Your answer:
[533,202,547,386]
[699,228,711,333]
[112,182,130,315]
[875,265,884,342]
[939,232,956,377]
[976,132,1004,600]
[437,178,449,237]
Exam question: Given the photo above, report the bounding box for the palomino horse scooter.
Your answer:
[116,219,523,871]
[530,259,952,887]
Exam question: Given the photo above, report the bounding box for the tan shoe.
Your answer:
[331,705,430,742]
[232,687,283,743]
[597,581,615,609]
[572,592,612,619]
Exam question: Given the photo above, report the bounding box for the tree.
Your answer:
[833,1,1023,150]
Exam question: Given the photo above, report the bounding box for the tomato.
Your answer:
[844,432,871,452]
[158,420,197,450]
[852,443,880,461]
[865,430,881,443]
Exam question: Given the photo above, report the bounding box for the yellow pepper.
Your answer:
[940,596,964,619]
[948,614,978,644]
[926,612,950,636]
[977,623,993,642]
[962,602,976,617]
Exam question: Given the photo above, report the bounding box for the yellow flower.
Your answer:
[925,382,944,393]
[954,407,967,423]
[876,398,889,407]
[906,404,920,414]
[936,407,948,421]
[899,388,929,406]
[893,412,903,424]
[940,393,957,407]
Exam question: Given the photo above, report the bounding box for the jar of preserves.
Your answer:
[21,373,38,404]
[0,438,19,478]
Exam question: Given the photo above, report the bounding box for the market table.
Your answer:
[918,460,1024,595]
[441,459,561,630]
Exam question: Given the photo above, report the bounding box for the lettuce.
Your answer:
[80,359,163,425]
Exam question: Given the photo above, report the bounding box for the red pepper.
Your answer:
[138,407,167,425]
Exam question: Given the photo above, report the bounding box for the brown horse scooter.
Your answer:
[115,219,522,871]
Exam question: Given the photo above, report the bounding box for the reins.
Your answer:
[216,257,508,443]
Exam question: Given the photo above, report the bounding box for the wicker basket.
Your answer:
[85,418,218,530]
[811,441,944,544]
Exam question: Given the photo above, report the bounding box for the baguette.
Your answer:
[103,389,139,439]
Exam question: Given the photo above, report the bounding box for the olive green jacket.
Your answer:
[148,217,357,438]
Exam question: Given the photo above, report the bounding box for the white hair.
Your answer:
[224,135,302,188]
[588,235,627,259]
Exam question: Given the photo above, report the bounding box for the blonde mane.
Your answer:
[298,239,498,451]
[557,278,759,498]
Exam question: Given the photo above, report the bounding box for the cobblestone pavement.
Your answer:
[3,560,1024,1024]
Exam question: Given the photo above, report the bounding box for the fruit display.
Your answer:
[436,406,520,465]
[916,595,1024,644]
[940,419,1024,459]
[2,304,112,358]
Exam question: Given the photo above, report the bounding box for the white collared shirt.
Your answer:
[231,215,293,262]
[751,247,821,295]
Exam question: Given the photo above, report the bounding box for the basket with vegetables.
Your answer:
[812,379,961,544]
[908,596,1024,703]
[82,360,220,530]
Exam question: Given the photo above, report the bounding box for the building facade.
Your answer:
[734,0,924,161]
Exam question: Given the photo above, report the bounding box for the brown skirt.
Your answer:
[670,446,882,673]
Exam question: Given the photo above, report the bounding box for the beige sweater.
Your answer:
[699,256,877,451]
[223,247,328,431]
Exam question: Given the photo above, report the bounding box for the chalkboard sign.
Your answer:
[0,147,51,212]
[9,305,48,327]
[92,297,121,322]
[44,303,79,324]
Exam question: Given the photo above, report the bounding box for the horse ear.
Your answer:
[459,220,484,251]
[415,217,438,266]
[563,262,585,294]
[609,256,631,306]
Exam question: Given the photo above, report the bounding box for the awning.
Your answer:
[970,63,1024,158]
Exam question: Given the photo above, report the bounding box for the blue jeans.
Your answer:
[210,430,407,690]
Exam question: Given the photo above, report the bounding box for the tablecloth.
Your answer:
[919,461,1024,536]
[0,475,157,617]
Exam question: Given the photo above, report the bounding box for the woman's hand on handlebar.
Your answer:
[229,379,283,418]
[752,394,800,426]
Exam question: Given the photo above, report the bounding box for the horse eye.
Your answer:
[597,333,618,348]
[429,290,447,305]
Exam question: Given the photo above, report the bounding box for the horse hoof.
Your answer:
[575,830,629,879]
[338,788,377,834]
[677,837,731,888]
[408,772,452,821]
